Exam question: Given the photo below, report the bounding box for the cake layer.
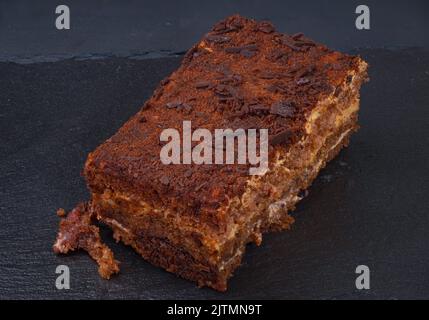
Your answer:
[55,15,368,290]
[90,63,365,290]
[84,15,367,231]
[94,105,359,290]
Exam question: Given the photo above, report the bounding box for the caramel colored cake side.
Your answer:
[55,15,368,291]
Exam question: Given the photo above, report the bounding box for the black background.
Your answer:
[1,0,428,61]
[0,0,428,299]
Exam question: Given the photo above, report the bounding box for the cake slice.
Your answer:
[54,15,368,291]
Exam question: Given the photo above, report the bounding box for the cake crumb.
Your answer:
[53,202,120,279]
[56,208,66,217]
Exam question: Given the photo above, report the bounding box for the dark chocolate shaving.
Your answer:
[166,101,181,109]
[291,32,304,40]
[249,104,271,115]
[267,49,289,62]
[240,50,256,58]
[295,41,316,47]
[224,44,259,58]
[218,74,242,86]
[166,101,193,113]
[279,35,301,51]
[266,83,288,94]
[212,21,227,32]
[195,81,212,89]
[257,21,275,34]
[224,47,242,54]
[270,101,296,117]
[214,84,236,98]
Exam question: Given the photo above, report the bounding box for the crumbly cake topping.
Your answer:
[85,15,363,225]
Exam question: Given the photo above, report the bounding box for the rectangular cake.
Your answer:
[55,15,368,291]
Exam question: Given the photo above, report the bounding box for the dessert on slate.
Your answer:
[53,15,368,291]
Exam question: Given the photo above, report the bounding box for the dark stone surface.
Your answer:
[1,0,428,63]
[0,48,428,299]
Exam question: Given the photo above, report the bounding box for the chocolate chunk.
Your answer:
[270,101,296,117]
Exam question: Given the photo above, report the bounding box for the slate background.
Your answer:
[0,0,428,299]
[1,0,428,62]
